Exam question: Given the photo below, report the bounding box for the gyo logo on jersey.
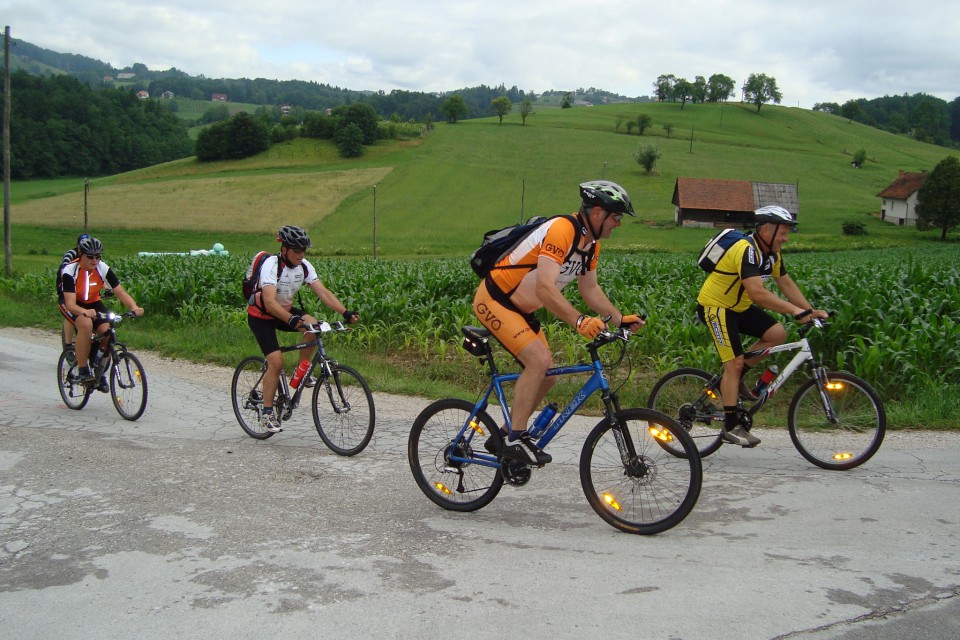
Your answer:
[475,302,502,330]
[543,242,566,260]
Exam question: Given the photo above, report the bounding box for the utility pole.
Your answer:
[3,26,12,276]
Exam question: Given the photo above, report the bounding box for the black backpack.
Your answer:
[470,214,590,278]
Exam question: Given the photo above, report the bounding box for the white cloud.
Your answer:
[3,0,958,107]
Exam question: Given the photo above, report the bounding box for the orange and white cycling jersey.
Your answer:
[60,260,120,304]
[488,216,598,312]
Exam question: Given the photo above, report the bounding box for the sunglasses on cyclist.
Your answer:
[83,253,102,260]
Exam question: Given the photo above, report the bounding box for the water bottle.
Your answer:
[530,402,558,436]
[753,365,779,395]
[290,360,311,389]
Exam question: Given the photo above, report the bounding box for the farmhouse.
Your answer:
[877,170,927,226]
[672,177,799,227]
[135,90,149,100]
[211,93,228,102]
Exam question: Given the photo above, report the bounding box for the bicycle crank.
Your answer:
[500,459,532,486]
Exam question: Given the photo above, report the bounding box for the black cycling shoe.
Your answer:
[96,375,109,393]
[500,431,552,466]
[484,428,507,455]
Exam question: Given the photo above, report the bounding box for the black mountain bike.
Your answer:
[231,321,375,456]
[57,311,148,421]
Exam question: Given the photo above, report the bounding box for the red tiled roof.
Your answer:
[673,177,755,212]
[877,172,927,199]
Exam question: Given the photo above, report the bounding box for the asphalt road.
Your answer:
[1,330,958,640]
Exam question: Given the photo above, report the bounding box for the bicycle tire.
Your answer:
[231,356,275,440]
[648,367,724,458]
[57,348,91,410]
[311,364,375,456]
[110,351,148,421]
[788,371,886,470]
[408,398,504,512]
[580,408,702,535]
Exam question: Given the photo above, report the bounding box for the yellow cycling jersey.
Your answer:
[697,237,785,312]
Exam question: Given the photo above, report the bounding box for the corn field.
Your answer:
[6,245,958,400]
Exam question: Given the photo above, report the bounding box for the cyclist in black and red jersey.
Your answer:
[472,181,644,466]
[59,237,145,386]
[246,225,360,433]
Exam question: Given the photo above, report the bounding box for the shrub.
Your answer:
[842,221,867,235]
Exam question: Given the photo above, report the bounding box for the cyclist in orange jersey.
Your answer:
[473,180,644,465]
[59,237,144,386]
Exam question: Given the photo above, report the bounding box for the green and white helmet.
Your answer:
[579,180,636,216]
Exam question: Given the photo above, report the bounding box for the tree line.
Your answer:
[2,71,193,179]
[814,93,960,148]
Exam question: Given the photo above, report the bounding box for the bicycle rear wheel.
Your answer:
[57,348,91,410]
[110,351,148,421]
[408,398,503,512]
[648,368,724,457]
[312,364,375,456]
[580,408,702,535]
[231,356,275,440]
[788,371,885,470]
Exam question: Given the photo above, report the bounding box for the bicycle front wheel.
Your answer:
[110,351,148,421]
[408,398,504,512]
[57,348,90,410]
[312,364,375,456]
[648,368,724,458]
[231,356,274,440]
[788,371,886,470]
[580,408,702,535]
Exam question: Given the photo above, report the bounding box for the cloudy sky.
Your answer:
[4,0,958,108]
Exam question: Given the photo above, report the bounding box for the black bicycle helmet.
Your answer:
[277,225,312,250]
[78,236,103,255]
[579,180,636,217]
[754,205,797,228]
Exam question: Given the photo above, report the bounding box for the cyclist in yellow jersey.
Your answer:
[473,180,644,465]
[697,205,828,447]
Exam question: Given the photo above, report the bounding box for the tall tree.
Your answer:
[490,96,512,124]
[743,73,783,112]
[707,74,735,103]
[440,94,468,123]
[916,155,960,240]
[673,78,693,109]
[691,76,708,104]
[841,99,863,123]
[653,74,676,102]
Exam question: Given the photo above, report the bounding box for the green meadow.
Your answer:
[2,102,958,428]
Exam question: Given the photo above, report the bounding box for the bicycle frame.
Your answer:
[451,332,634,470]
[262,322,342,418]
[708,320,837,422]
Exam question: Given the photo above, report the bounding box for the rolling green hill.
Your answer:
[7,101,956,266]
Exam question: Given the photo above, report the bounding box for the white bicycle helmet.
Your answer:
[754,205,797,228]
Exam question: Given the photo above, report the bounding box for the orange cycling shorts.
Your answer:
[473,279,547,358]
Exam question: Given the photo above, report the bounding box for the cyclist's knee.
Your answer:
[518,342,552,374]
[763,323,787,345]
[264,351,284,370]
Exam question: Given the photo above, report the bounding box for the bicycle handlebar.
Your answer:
[301,321,350,334]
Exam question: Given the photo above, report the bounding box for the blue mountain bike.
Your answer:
[408,325,702,535]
